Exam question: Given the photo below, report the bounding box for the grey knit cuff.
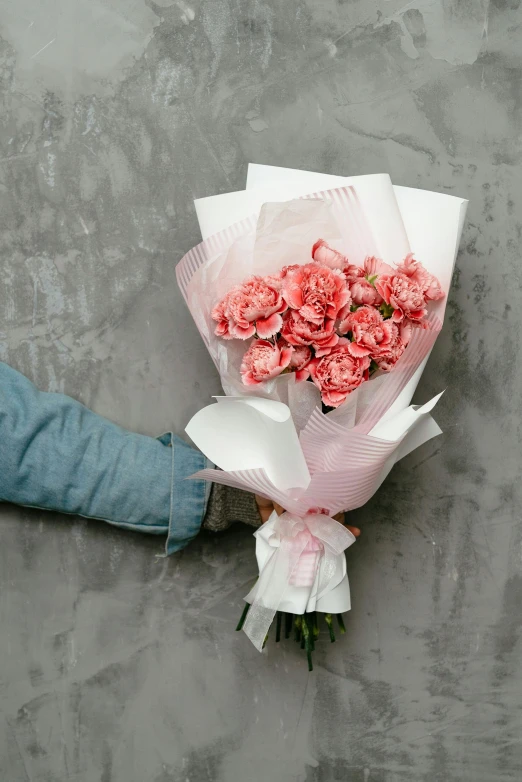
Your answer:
[203,484,262,532]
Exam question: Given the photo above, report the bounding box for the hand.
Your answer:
[254,494,285,523]
[254,495,361,538]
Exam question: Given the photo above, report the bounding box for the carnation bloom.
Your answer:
[373,320,413,371]
[375,272,427,323]
[338,305,397,358]
[282,262,350,325]
[395,253,445,301]
[363,256,394,277]
[211,276,287,340]
[308,339,371,407]
[279,340,312,381]
[281,310,339,357]
[311,239,349,269]
[349,277,383,306]
[211,296,232,338]
[341,256,392,306]
[240,339,293,386]
[342,263,365,281]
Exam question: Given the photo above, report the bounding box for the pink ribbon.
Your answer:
[242,512,356,651]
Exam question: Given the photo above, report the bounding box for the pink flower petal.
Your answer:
[347,341,371,357]
[295,367,310,382]
[256,312,283,338]
[229,322,256,339]
[314,334,339,357]
[242,372,261,386]
[279,346,293,369]
[284,285,304,310]
[322,390,348,408]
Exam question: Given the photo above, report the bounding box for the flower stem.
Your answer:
[305,613,315,652]
[301,615,314,671]
[336,613,347,634]
[294,615,302,643]
[275,611,282,643]
[236,602,250,631]
[312,612,319,641]
[285,613,293,639]
[325,613,336,643]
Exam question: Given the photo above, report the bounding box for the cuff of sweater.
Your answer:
[165,434,210,555]
[203,484,261,532]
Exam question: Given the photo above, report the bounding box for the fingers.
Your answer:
[254,496,285,523]
[334,511,361,539]
[254,494,272,509]
[254,494,275,523]
[255,496,362,538]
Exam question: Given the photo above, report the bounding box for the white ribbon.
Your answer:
[243,512,356,651]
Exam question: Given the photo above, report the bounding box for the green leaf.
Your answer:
[366,274,378,286]
[380,302,395,319]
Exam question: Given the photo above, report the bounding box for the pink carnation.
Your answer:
[373,320,412,371]
[212,276,287,340]
[338,305,397,358]
[282,262,350,325]
[308,339,371,407]
[212,297,232,339]
[279,341,312,381]
[281,310,339,357]
[240,339,293,386]
[311,239,349,270]
[363,256,395,277]
[396,253,445,301]
[348,277,383,306]
[341,256,393,307]
[262,271,284,288]
[375,273,427,323]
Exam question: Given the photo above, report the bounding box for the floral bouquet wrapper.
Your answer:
[176,167,467,662]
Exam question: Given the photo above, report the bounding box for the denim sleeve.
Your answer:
[0,362,208,554]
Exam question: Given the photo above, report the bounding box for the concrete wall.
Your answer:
[1,1,521,779]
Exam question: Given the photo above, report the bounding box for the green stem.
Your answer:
[302,615,314,671]
[285,613,293,639]
[336,613,347,635]
[325,613,336,643]
[312,611,319,640]
[305,613,315,652]
[236,602,250,632]
[275,611,282,643]
[294,616,302,643]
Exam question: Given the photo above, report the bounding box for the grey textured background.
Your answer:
[1,0,521,780]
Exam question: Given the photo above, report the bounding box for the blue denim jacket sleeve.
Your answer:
[0,362,208,555]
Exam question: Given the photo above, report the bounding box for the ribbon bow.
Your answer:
[243,511,356,651]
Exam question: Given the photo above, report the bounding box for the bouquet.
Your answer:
[176,166,467,669]
[211,245,443,405]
